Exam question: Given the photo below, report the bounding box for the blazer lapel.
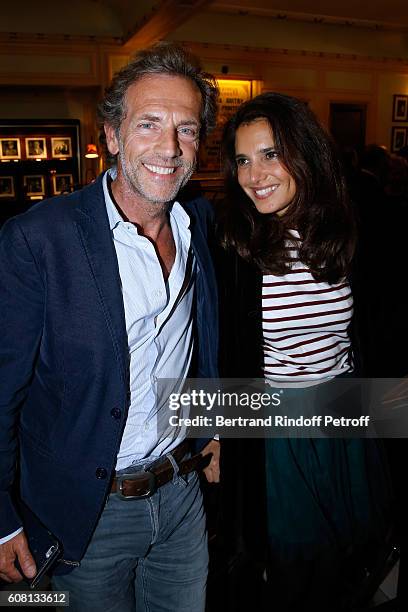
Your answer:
[186,202,219,377]
[74,177,129,385]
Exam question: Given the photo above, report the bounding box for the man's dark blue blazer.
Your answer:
[0,173,218,570]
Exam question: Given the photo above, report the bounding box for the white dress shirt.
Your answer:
[103,171,196,471]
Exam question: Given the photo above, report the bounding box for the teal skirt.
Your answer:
[264,380,392,565]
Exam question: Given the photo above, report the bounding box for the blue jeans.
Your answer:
[52,470,208,612]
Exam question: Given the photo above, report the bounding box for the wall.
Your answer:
[2,20,408,173]
[169,11,408,60]
[184,42,408,151]
[0,0,123,36]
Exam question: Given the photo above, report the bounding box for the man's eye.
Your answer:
[138,122,153,129]
[179,127,197,138]
[236,158,248,167]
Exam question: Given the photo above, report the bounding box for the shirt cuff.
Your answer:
[0,527,23,545]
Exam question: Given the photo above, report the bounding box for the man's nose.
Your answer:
[155,129,181,158]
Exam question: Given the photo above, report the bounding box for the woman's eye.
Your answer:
[265,150,278,161]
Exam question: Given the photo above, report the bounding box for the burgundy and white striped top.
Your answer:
[262,232,353,383]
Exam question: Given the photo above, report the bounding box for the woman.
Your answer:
[216,93,392,611]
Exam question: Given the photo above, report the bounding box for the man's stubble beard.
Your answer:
[118,141,196,206]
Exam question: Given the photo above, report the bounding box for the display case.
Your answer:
[0,119,81,225]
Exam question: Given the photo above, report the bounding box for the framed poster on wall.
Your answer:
[51,137,72,158]
[393,95,408,122]
[0,138,21,159]
[52,173,73,194]
[391,126,407,152]
[25,137,47,159]
[0,176,15,198]
[24,175,45,196]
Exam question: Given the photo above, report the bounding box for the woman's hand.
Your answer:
[201,439,220,483]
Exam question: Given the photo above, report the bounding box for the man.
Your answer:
[28,140,44,156]
[0,43,220,611]
[2,140,18,157]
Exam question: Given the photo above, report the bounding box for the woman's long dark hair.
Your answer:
[218,92,356,283]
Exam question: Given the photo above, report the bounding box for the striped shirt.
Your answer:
[262,232,353,384]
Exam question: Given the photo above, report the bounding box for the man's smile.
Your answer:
[143,163,177,175]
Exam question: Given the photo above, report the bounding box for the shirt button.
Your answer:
[111,407,121,420]
[95,468,107,479]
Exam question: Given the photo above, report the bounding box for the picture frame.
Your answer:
[51,137,72,158]
[0,138,21,159]
[391,126,407,152]
[24,175,45,196]
[52,173,73,195]
[25,137,47,159]
[0,176,15,198]
[393,95,408,122]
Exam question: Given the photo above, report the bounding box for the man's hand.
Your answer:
[201,439,220,483]
[0,532,36,583]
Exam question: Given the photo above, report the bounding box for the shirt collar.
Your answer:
[103,168,122,231]
[102,167,190,231]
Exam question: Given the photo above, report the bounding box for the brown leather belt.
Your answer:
[110,440,212,500]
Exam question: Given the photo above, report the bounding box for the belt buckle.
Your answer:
[116,470,157,500]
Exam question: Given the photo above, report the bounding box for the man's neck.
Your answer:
[110,175,170,242]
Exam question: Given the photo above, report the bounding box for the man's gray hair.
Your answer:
[98,42,219,142]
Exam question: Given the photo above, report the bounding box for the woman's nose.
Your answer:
[249,161,267,183]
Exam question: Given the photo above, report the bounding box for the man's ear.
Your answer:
[104,124,119,156]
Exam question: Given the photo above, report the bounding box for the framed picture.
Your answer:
[51,137,72,158]
[391,126,407,152]
[0,176,15,198]
[52,173,73,195]
[0,138,21,159]
[25,137,47,159]
[24,175,45,196]
[393,95,408,122]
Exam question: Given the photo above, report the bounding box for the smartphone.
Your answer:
[14,500,63,589]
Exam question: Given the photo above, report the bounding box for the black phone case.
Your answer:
[15,500,62,589]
